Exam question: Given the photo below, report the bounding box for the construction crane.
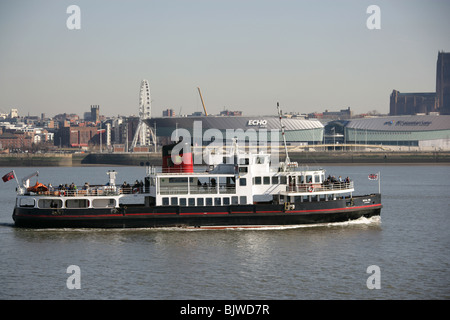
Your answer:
[197,87,208,116]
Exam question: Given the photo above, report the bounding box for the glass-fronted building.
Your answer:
[344,115,450,149]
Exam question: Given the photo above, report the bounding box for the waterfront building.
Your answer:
[0,131,33,150]
[144,116,324,146]
[344,115,450,149]
[56,126,102,148]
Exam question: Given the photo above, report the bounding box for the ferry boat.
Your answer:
[12,139,382,229]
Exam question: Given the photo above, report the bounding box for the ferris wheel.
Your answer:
[131,79,156,150]
[139,79,151,119]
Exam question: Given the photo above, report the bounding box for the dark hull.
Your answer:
[13,194,381,229]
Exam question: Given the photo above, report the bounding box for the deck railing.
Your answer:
[286,181,354,193]
[159,185,236,195]
[21,185,146,197]
[21,181,354,197]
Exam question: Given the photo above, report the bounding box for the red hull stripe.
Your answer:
[15,203,381,219]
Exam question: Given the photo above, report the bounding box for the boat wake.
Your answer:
[186,215,381,231]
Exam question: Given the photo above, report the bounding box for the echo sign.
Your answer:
[247,120,267,126]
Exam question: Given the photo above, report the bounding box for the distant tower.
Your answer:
[131,80,156,150]
[91,105,100,122]
[436,51,450,115]
[9,108,18,118]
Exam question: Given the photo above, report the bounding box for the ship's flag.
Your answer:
[2,171,15,183]
[368,173,378,180]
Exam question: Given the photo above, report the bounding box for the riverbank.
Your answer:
[1,151,449,167]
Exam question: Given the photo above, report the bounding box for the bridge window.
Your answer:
[66,199,89,208]
[239,158,249,165]
[19,198,35,207]
[93,198,116,208]
[37,199,62,208]
[238,167,248,173]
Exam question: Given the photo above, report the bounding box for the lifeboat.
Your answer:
[27,181,48,193]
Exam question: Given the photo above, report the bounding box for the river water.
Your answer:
[0,164,449,300]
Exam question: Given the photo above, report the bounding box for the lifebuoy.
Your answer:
[308,186,314,192]
[284,202,290,211]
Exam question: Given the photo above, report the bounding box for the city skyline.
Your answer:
[1,0,449,118]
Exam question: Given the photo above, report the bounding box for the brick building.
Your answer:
[56,126,102,147]
[0,132,33,150]
[390,51,450,115]
[389,90,438,115]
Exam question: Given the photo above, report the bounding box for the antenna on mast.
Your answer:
[277,102,290,164]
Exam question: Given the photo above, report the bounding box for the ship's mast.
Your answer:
[277,102,290,164]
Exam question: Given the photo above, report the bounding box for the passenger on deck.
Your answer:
[133,180,142,193]
[121,181,131,194]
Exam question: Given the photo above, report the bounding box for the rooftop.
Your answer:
[346,115,450,131]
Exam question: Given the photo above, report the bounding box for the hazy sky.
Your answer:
[1,0,449,118]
